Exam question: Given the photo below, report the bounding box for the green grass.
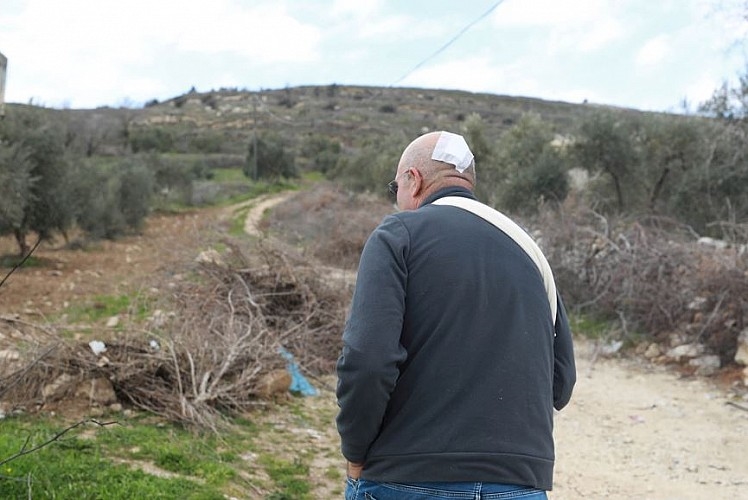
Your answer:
[0,417,227,499]
[229,206,252,236]
[0,410,322,499]
[260,456,312,500]
[211,168,249,183]
[220,179,299,207]
[569,313,611,339]
[96,422,241,486]
[0,254,45,269]
[63,293,151,324]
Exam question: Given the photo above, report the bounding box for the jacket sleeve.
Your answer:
[552,294,576,410]
[335,215,409,464]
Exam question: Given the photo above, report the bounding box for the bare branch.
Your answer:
[0,419,117,468]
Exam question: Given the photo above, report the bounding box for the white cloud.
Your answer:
[494,0,626,55]
[682,71,733,109]
[492,0,609,26]
[401,55,548,99]
[331,0,385,19]
[636,35,671,66]
[0,0,322,106]
[1,0,744,110]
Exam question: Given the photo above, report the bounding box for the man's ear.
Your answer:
[410,168,424,196]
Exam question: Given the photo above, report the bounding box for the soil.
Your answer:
[2,196,747,499]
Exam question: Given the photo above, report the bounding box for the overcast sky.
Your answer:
[1,0,746,112]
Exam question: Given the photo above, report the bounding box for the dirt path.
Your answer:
[552,340,748,499]
[238,192,295,237]
[278,338,748,500]
[239,195,748,499]
[3,198,747,499]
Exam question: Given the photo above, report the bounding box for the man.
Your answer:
[336,131,576,499]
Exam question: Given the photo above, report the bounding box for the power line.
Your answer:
[390,0,507,87]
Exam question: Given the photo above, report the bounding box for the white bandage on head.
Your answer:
[431,132,474,173]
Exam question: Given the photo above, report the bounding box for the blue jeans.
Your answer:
[345,478,548,499]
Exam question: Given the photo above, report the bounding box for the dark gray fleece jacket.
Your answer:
[336,187,576,491]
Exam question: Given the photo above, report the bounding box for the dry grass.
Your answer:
[0,238,350,430]
[263,181,394,269]
[536,197,748,364]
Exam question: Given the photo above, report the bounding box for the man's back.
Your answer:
[337,187,574,490]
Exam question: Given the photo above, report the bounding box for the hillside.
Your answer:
[40,84,647,159]
[1,187,747,499]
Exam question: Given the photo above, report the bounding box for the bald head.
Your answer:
[395,131,476,209]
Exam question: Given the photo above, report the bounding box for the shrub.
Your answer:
[325,138,400,195]
[129,127,175,153]
[244,133,298,181]
[300,134,342,173]
[71,158,153,239]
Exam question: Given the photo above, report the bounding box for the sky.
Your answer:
[1,0,746,113]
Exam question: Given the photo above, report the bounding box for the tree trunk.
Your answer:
[649,167,670,212]
[13,228,30,258]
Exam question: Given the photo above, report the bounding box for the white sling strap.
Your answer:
[433,196,558,325]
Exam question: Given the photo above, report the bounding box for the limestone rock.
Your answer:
[644,343,661,359]
[75,377,117,405]
[195,249,226,268]
[735,328,748,366]
[42,373,75,400]
[256,369,291,399]
[688,355,721,376]
[665,343,704,362]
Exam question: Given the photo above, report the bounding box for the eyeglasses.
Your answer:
[388,170,410,195]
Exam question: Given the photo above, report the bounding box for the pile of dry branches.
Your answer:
[0,239,351,429]
[536,204,748,364]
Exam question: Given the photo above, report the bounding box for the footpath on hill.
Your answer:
[1,193,747,499]
[243,192,748,499]
[274,335,748,500]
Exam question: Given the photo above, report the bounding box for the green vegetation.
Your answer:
[244,132,299,181]
[261,456,312,499]
[3,67,748,498]
[211,167,248,183]
[0,253,44,269]
[4,74,748,250]
[63,293,150,324]
[0,418,228,499]
[0,411,327,499]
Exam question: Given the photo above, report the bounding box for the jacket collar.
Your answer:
[422,186,477,207]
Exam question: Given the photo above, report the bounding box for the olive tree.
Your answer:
[244,132,298,181]
[0,108,74,255]
[494,114,569,214]
[0,142,34,248]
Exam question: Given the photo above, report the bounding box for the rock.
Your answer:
[106,316,119,328]
[255,369,292,399]
[148,309,170,329]
[644,343,661,359]
[687,297,708,311]
[75,377,117,405]
[0,349,22,376]
[195,249,226,268]
[735,328,748,366]
[0,349,20,361]
[42,373,75,400]
[665,343,704,362]
[109,403,123,412]
[743,367,748,387]
[688,355,721,376]
[697,236,728,250]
